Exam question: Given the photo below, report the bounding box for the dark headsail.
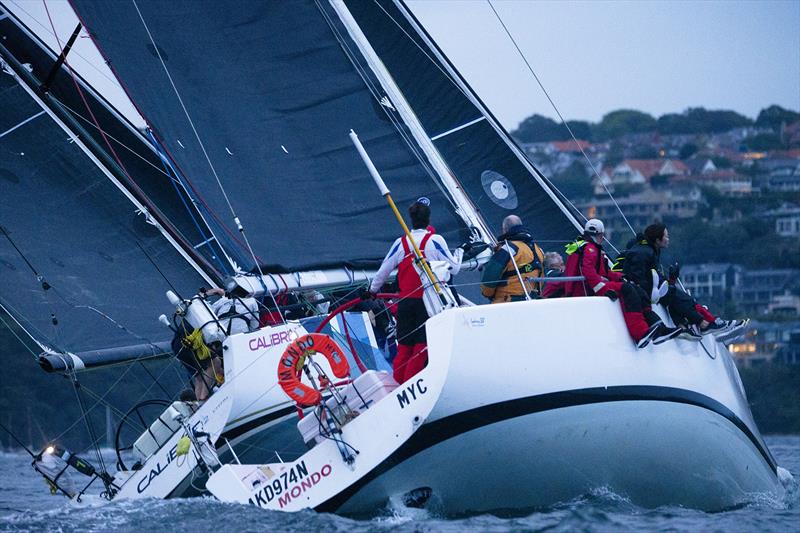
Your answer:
[69,0,470,272]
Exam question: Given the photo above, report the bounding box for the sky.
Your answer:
[408,0,800,130]
[5,0,799,132]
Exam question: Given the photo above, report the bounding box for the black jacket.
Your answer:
[622,239,664,294]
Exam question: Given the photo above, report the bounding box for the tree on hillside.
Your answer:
[593,109,656,141]
[745,133,783,151]
[656,107,751,134]
[679,143,698,159]
[565,120,592,141]
[605,140,625,167]
[551,160,593,200]
[755,105,800,131]
[513,114,563,142]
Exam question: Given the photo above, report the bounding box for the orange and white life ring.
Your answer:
[277,333,350,407]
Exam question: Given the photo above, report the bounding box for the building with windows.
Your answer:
[681,264,743,301]
[728,320,800,367]
[733,269,800,316]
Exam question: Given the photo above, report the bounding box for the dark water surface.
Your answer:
[1,436,798,532]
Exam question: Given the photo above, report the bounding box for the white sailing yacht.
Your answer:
[0,0,785,514]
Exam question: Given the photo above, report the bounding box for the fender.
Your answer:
[278,334,350,407]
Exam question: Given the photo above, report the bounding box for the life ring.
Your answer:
[277,333,350,407]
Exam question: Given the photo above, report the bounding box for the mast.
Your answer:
[390,0,584,233]
[329,0,495,246]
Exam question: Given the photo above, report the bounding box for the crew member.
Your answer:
[622,222,746,338]
[368,198,466,384]
[541,251,566,299]
[563,218,682,348]
[480,215,545,303]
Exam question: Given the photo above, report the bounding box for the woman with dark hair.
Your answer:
[623,223,747,338]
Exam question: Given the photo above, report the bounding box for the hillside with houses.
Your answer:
[513,105,800,370]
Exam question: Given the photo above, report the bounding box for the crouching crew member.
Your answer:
[621,222,747,339]
[480,215,545,303]
[368,198,465,384]
[563,218,681,348]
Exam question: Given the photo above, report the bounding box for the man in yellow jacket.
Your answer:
[480,215,545,303]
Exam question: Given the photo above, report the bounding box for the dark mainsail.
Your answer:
[343,0,582,242]
[0,43,205,356]
[69,0,470,272]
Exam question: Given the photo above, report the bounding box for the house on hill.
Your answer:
[594,159,689,195]
[694,169,752,196]
[581,185,703,239]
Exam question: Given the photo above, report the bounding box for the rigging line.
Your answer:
[137,361,171,397]
[316,1,438,189]
[4,0,120,88]
[48,345,173,444]
[0,225,44,280]
[485,0,636,237]
[51,97,172,180]
[40,2,217,283]
[0,298,56,353]
[369,0,472,102]
[131,0,284,320]
[146,130,230,275]
[143,128,259,270]
[136,240,182,300]
[334,1,492,235]
[316,1,459,214]
[67,367,109,479]
[0,421,36,456]
[0,310,39,358]
[128,2,236,233]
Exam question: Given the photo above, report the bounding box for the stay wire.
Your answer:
[130,1,285,321]
[485,0,636,237]
[41,0,219,284]
[0,310,39,358]
[0,421,36,457]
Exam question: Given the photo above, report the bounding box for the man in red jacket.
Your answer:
[564,219,681,348]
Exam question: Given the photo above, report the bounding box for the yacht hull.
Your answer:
[216,297,780,513]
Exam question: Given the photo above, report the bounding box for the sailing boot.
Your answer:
[677,326,703,341]
[652,324,683,345]
[715,319,750,343]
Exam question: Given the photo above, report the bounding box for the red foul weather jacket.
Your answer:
[564,240,623,297]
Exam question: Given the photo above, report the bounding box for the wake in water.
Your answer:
[1,435,799,532]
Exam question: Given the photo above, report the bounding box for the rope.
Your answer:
[130,1,284,322]
[485,0,636,237]
[145,129,231,275]
[41,0,219,283]
[0,308,40,358]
